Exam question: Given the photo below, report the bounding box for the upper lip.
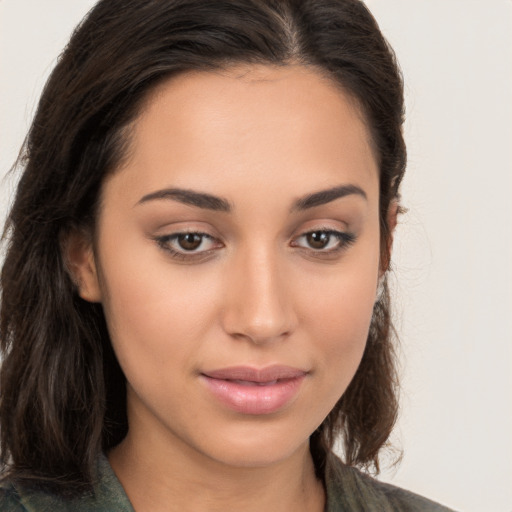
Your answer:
[201,365,307,383]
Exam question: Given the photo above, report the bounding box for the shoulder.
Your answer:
[0,477,78,512]
[0,456,134,512]
[0,480,27,511]
[324,454,458,512]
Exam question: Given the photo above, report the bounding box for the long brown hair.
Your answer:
[1,0,406,495]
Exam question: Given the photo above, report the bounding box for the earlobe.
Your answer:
[380,199,399,276]
[62,229,102,303]
[387,199,399,235]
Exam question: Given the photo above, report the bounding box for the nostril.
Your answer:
[220,256,297,343]
[228,329,292,346]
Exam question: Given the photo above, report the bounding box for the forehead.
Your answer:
[110,64,378,203]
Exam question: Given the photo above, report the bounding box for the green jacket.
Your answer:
[0,454,456,511]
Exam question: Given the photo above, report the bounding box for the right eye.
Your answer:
[154,232,222,260]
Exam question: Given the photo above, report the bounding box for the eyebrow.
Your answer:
[137,188,232,212]
[291,184,367,211]
[136,184,366,213]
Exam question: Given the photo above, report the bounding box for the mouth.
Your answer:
[200,365,307,415]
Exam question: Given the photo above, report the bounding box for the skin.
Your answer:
[71,64,388,512]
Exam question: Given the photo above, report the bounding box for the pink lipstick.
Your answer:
[200,365,307,415]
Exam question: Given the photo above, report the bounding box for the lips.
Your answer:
[200,365,307,415]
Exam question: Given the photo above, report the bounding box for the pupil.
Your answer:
[307,232,329,249]
[178,233,202,251]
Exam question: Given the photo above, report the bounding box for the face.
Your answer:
[76,64,382,468]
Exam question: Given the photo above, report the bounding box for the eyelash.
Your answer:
[153,228,356,262]
[154,232,221,261]
[291,229,356,255]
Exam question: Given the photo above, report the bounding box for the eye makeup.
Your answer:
[151,225,357,264]
[291,228,356,255]
[153,231,223,262]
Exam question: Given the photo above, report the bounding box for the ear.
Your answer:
[380,199,399,276]
[62,229,102,303]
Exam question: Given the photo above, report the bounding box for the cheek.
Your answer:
[299,248,379,392]
[311,281,374,367]
[96,239,219,380]
[311,301,374,422]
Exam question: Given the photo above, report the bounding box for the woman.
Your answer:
[0,0,455,510]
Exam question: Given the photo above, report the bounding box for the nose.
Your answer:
[221,246,297,345]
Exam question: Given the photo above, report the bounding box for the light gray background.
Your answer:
[1,1,511,511]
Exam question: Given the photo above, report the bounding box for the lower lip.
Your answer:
[201,375,306,415]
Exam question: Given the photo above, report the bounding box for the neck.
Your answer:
[108,425,325,512]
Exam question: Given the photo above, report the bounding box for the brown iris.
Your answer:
[306,232,331,249]
[177,233,203,251]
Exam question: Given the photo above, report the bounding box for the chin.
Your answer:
[189,420,314,469]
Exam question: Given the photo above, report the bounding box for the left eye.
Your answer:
[156,232,218,254]
[293,230,355,251]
